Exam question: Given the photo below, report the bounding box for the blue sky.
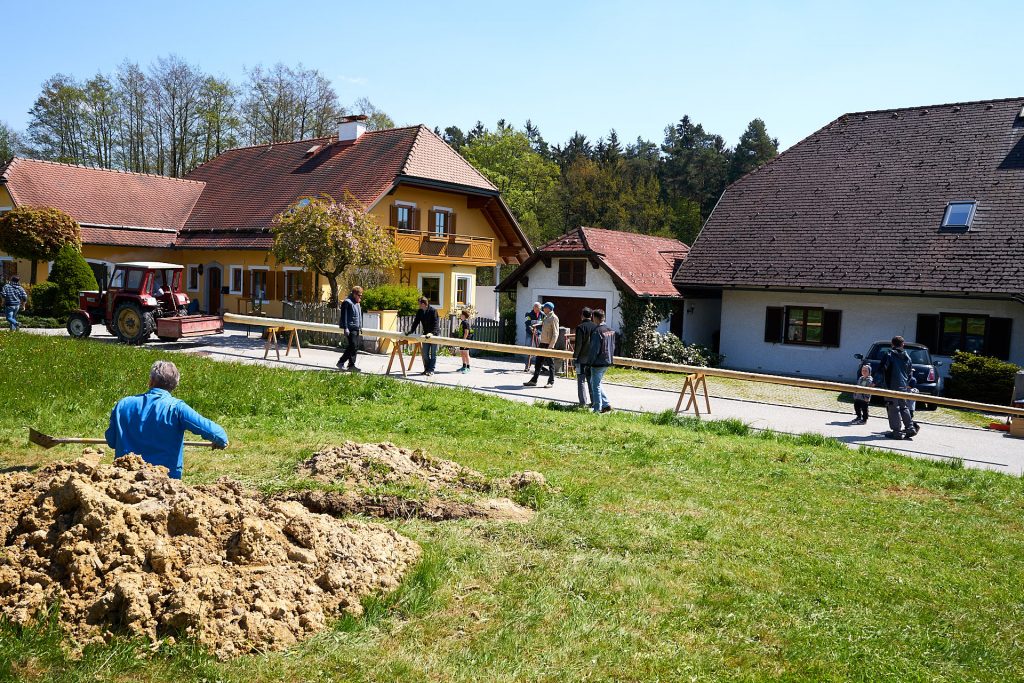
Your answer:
[4,0,1022,151]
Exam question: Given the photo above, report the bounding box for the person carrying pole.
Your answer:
[336,285,364,372]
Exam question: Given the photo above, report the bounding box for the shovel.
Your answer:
[29,428,214,450]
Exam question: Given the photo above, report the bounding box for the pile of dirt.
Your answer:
[0,451,420,659]
[290,442,544,522]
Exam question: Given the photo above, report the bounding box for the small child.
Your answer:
[458,310,472,374]
[853,363,873,424]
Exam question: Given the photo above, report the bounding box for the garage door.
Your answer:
[547,296,608,329]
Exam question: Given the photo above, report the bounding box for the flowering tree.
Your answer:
[0,205,81,284]
[270,194,401,307]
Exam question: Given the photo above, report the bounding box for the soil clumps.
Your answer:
[290,442,544,522]
[0,451,419,659]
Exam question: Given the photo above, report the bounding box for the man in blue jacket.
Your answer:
[336,285,363,372]
[105,360,228,478]
[877,335,918,440]
[409,296,440,376]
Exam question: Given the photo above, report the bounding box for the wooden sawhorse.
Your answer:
[674,372,711,416]
[263,326,302,361]
[385,339,422,377]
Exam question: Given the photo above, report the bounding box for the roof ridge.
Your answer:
[409,126,498,190]
[6,157,207,185]
[844,95,1024,118]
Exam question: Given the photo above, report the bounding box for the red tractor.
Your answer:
[67,262,224,344]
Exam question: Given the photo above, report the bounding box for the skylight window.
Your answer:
[941,201,977,229]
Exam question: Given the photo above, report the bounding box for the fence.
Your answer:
[396,314,502,343]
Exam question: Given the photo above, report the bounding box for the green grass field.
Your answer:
[2,333,1023,682]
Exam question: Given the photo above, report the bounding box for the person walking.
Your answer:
[852,362,873,424]
[523,302,559,388]
[586,309,615,413]
[457,309,472,373]
[105,360,228,479]
[877,335,919,439]
[336,286,364,372]
[2,275,28,331]
[409,296,440,376]
[573,307,597,406]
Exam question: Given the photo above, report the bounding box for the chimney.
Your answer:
[338,114,368,142]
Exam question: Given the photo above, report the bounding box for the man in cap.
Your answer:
[524,301,559,388]
[2,275,27,331]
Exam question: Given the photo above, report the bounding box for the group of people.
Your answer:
[335,286,472,377]
[523,302,615,414]
[2,275,28,331]
[852,335,921,440]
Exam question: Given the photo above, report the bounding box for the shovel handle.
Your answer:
[45,437,213,447]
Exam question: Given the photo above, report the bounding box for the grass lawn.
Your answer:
[2,333,1023,682]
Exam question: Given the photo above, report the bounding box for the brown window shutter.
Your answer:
[764,306,784,343]
[822,310,842,347]
[264,271,276,301]
[276,271,286,300]
[242,270,252,298]
[389,204,398,228]
[410,207,420,231]
[984,317,1012,360]
[915,314,939,352]
[428,210,437,233]
[449,212,457,236]
[301,271,314,302]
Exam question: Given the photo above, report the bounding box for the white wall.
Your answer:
[719,289,1024,380]
[475,285,498,319]
[513,257,621,342]
[682,298,722,347]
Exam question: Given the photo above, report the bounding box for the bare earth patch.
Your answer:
[288,442,545,522]
[0,451,420,659]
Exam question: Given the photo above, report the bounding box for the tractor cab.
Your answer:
[67,261,223,345]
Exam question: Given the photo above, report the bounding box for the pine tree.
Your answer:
[729,118,778,182]
[47,243,98,315]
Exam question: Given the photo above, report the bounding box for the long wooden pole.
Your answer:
[223,313,1024,418]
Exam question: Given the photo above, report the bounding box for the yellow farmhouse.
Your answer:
[0,117,532,317]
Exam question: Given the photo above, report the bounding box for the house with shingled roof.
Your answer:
[0,117,531,317]
[673,97,1024,379]
[497,226,689,345]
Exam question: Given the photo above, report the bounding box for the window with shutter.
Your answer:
[915,314,940,352]
[984,318,1013,360]
[822,310,842,347]
[275,271,286,301]
[558,259,587,286]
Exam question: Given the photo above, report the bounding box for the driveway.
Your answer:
[33,326,1024,475]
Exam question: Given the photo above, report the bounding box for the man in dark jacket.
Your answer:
[573,307,597,406]
[337,286,363,372]
[2,275,28,331]
[409,296,440,376]
[877,335,918,439]
[586,309,615,413]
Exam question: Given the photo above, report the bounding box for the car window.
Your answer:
[868,344,890,360]
[906,348,931,364]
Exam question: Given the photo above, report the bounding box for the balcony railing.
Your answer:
[389,229,495,262]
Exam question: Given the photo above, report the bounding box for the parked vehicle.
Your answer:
[855,341,943,409]
[66,262,223,344]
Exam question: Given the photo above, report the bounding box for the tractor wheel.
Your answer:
[67,312,93,339]
[113,303,156,345]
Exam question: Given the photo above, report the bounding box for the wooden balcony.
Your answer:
[389,229,496,263]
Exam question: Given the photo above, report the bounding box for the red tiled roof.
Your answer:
[675,96,1024,295]
[173,232,273,249]
[498,227,688,297]
[1,158,204,230]
[81,226,176,248]
[182,125,497,233]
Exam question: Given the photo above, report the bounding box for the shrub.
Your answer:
[361,284,420,315]
[629,300,724,367]
[45,244,97,316]
[945,351,1020,405]
[27,281,60,316]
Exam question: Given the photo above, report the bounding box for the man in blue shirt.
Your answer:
[105,360,228,478]
[2,275,28,331]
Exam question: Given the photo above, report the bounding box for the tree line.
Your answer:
[1,55,779,246]
[1,56,392,177]
[441,116,778,246]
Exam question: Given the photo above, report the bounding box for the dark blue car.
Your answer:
[855,341,943,409]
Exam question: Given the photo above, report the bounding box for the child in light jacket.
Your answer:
[853,363,873,424]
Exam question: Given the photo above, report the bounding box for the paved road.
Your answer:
[32,326,1024,475]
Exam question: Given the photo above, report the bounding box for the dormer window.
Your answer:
[941,201,976,229]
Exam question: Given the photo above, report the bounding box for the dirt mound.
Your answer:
[0,451,420,659]
[296,441,489,491]
[291,443,542,522]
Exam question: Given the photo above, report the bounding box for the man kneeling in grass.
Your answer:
[105,360,228,478]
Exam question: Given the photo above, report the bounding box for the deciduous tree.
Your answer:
[270,195,401,307]
[0,206,81,284]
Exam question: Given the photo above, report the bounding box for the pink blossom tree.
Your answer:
[271,194,401,307]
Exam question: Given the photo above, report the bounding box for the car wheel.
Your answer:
[113,302,155,345]
[67,312,92,339]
